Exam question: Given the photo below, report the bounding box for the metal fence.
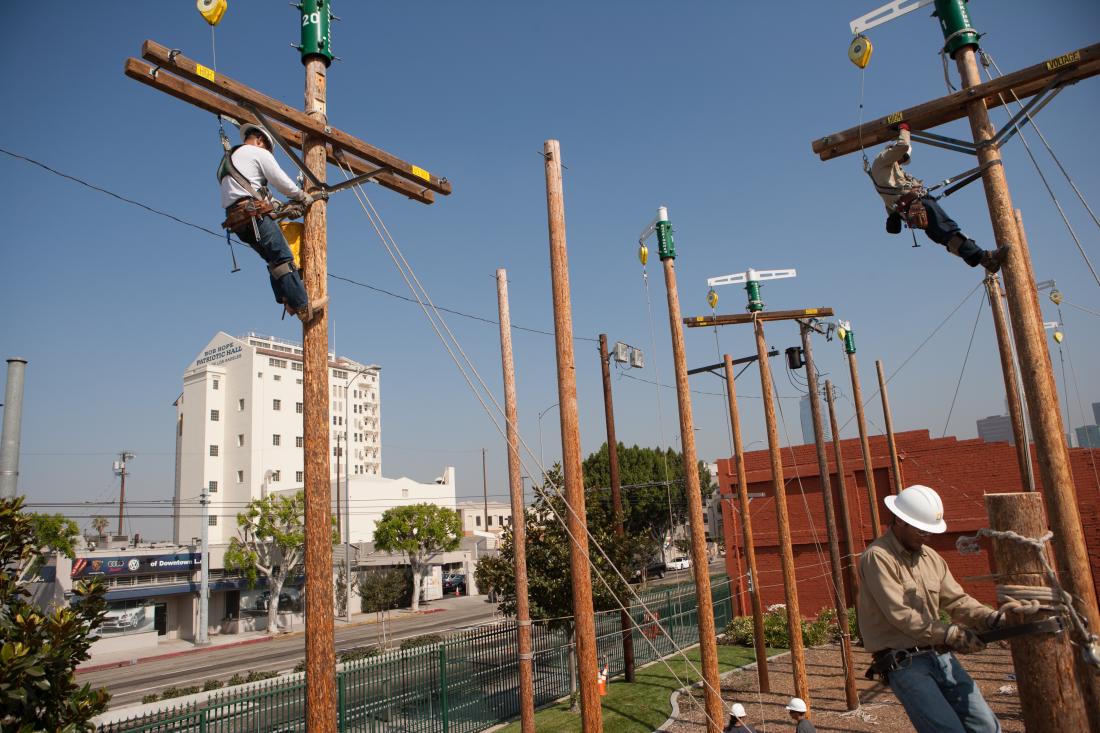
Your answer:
[97,580,733,733]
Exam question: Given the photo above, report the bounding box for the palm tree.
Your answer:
[91,515,109,538]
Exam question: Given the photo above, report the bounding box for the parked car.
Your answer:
[629,560,667,583]
[253,588,302,612]
[666,556,692,571]
[442,573,467,595]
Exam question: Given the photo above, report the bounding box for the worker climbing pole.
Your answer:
[813,1,1100,727]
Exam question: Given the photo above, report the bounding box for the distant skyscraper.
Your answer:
[977,414,1014,445]
[1077,424,1100,449]
[1093,402,1100,427]
[799,393,831,446]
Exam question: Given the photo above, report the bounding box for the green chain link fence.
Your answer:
[96,579,733,733]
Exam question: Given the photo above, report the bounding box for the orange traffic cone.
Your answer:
[598,664,609,696]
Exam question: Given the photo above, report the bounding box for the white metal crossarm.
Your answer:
[849,0,935,35]
[707,268,796,288]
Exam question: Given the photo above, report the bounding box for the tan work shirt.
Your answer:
[858,528,993,653]
[869,129,923,211]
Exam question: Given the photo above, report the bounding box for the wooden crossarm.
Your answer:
[811,42,1100,161]
[124,58,434,204]
[139,40,452,196]
[684,307,834,328]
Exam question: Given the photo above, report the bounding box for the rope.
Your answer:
[857,64,870,172]
[336,162,727,731]
[956,528,1100,669]
[941,294,984,437]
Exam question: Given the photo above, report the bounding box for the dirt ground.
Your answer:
[667,643,1024,732]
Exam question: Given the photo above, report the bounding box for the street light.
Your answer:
[537,402,559,473]
[341,365,376,623]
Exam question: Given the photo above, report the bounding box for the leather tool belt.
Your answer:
[865,645,948,684]
[895,190,929,230]
[222,197,275,232]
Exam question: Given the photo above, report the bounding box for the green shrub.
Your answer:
[202,678,224,691]
[158,685,199,700]
[293,659,307,673]
[339,645,380,663]
[400,633,443,650]
[227,673,246,687]
[141,693,160,704]
[245,670,279,683]
[720,604,851,649]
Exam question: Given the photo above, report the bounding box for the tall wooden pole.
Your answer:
[116,456,127,537]
[985,493,1090,731]
[495,269,536,733]
[302,54,336,733]
[722,354,770,693]
[543,140,602,733]
[825,379,861,605]
[599,334,637,682]
[985,274,1034,491]
[655,207,723,733]
[875,360,904,494]
[800,326,857,710]
[953,44,1100,718]
[754,319,809,704]
[846,350,882,538]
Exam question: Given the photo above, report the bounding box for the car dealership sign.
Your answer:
[71,552,201,578]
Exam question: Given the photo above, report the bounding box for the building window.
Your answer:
[209,445,219,457]
[212,379,220,390]
[499,516,505,526]
[269,358,287,368]
[292,362,303,372]
[238,398,245,411]
[487,516,493,527]
[271,470,281,482]
[236,470,244,483]
[296,436,303,448]
[296,402,303,414]
[475,516,481,527]
[296,379,302,385]
[333,369,348,380]
[296,471,303,482]
[401,488,409,498]
[210,409,220,422]
[237,434,245,448]
[273,434,281,446]
[273,399,281,411]
[208,515,218,526]
[273,374,281,382]
[208,480,218,493]
[257,372,263,379]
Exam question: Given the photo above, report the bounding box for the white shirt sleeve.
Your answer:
[254,148,304,201]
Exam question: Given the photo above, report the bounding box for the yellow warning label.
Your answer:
[196,64,216,82]
[805,308,820,315]
[411,165,431,182]
[1045,51,1080,72]
[885,111,904,125]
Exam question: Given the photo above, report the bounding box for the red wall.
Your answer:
[718,429,1100,618]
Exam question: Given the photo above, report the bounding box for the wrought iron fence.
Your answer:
[97,579,732,733]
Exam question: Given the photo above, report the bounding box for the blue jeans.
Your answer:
[889,651,1001,733]
[921,197,983,267]
[232,213,309,311]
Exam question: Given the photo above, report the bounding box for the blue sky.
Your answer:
[2,1,1097,540]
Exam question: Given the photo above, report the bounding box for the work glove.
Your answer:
[944,624,986,654]
[898,122,910,131]
[295,191,317,207]
[988,597,1044,629]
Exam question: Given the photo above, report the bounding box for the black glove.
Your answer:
[886,212,902,234]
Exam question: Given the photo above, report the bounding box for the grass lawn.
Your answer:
[496,644,776,733]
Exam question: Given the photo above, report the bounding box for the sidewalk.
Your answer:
[78,592,492,673]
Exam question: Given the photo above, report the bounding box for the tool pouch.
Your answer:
[895,191,929,230]
[886,211,902,234]
[865,649,907,684]
[222,198,275,232]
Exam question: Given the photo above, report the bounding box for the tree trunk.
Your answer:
[410,561,422,613]
[268,575,285,634]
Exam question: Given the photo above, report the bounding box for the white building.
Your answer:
[174,331,381,545]
[456,500,513,536]
[338,467,460,544]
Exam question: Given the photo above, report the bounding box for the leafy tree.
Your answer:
[373,504,461,613]
[20,512,80,581]
[357,569,408,648]
[224,491,334,633]
[0,497,109,730]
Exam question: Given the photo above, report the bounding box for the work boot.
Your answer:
[981,245,1011,273]
[297,296,329,323]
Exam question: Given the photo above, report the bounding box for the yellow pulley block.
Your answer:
[197,0,227,26]
[1050,288,1063,305]
[707,288,719,309]
[637,242,649,266]
[279,221,304,269]
[1053,330,1064,344]
[848,34,872,69]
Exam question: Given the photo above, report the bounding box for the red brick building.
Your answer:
[717,429,1100,618]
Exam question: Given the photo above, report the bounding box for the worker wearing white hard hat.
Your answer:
[785,697,814,732]
[722,701,757,733]
[858,484,1039,733]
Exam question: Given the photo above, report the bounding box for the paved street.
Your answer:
[81,595,500,710]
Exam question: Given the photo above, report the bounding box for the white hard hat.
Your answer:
[885,484,948,534]
[239,123,275,150]
[786,697,808,713]
[730,703,746,719]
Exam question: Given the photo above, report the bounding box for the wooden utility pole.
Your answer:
[825,379,861,605]
[985,492,1090,731]
[984,275,1034,491]
[543,140,602,732]
[114,452,134,537]
[495,269,535,733]
[599,334,636,682]
[650,207,723,733]
[302,44,336,733]
[754,319,810,705]
[875,360,904,494]
[841,329,882,539]
[722,354,769,693]
[799,325,857,710]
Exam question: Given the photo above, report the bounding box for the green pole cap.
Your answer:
[843,330,857,354]
[933,0,979,58]
[299,0,334,66]
[656,212,675,261]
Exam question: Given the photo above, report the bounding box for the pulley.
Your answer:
[706,288,719,309]
[637,242,649,266]
[848,34,873,69]
[1049,288,1063,305]
[197,0,228,26]
[1053,329,1064,344]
